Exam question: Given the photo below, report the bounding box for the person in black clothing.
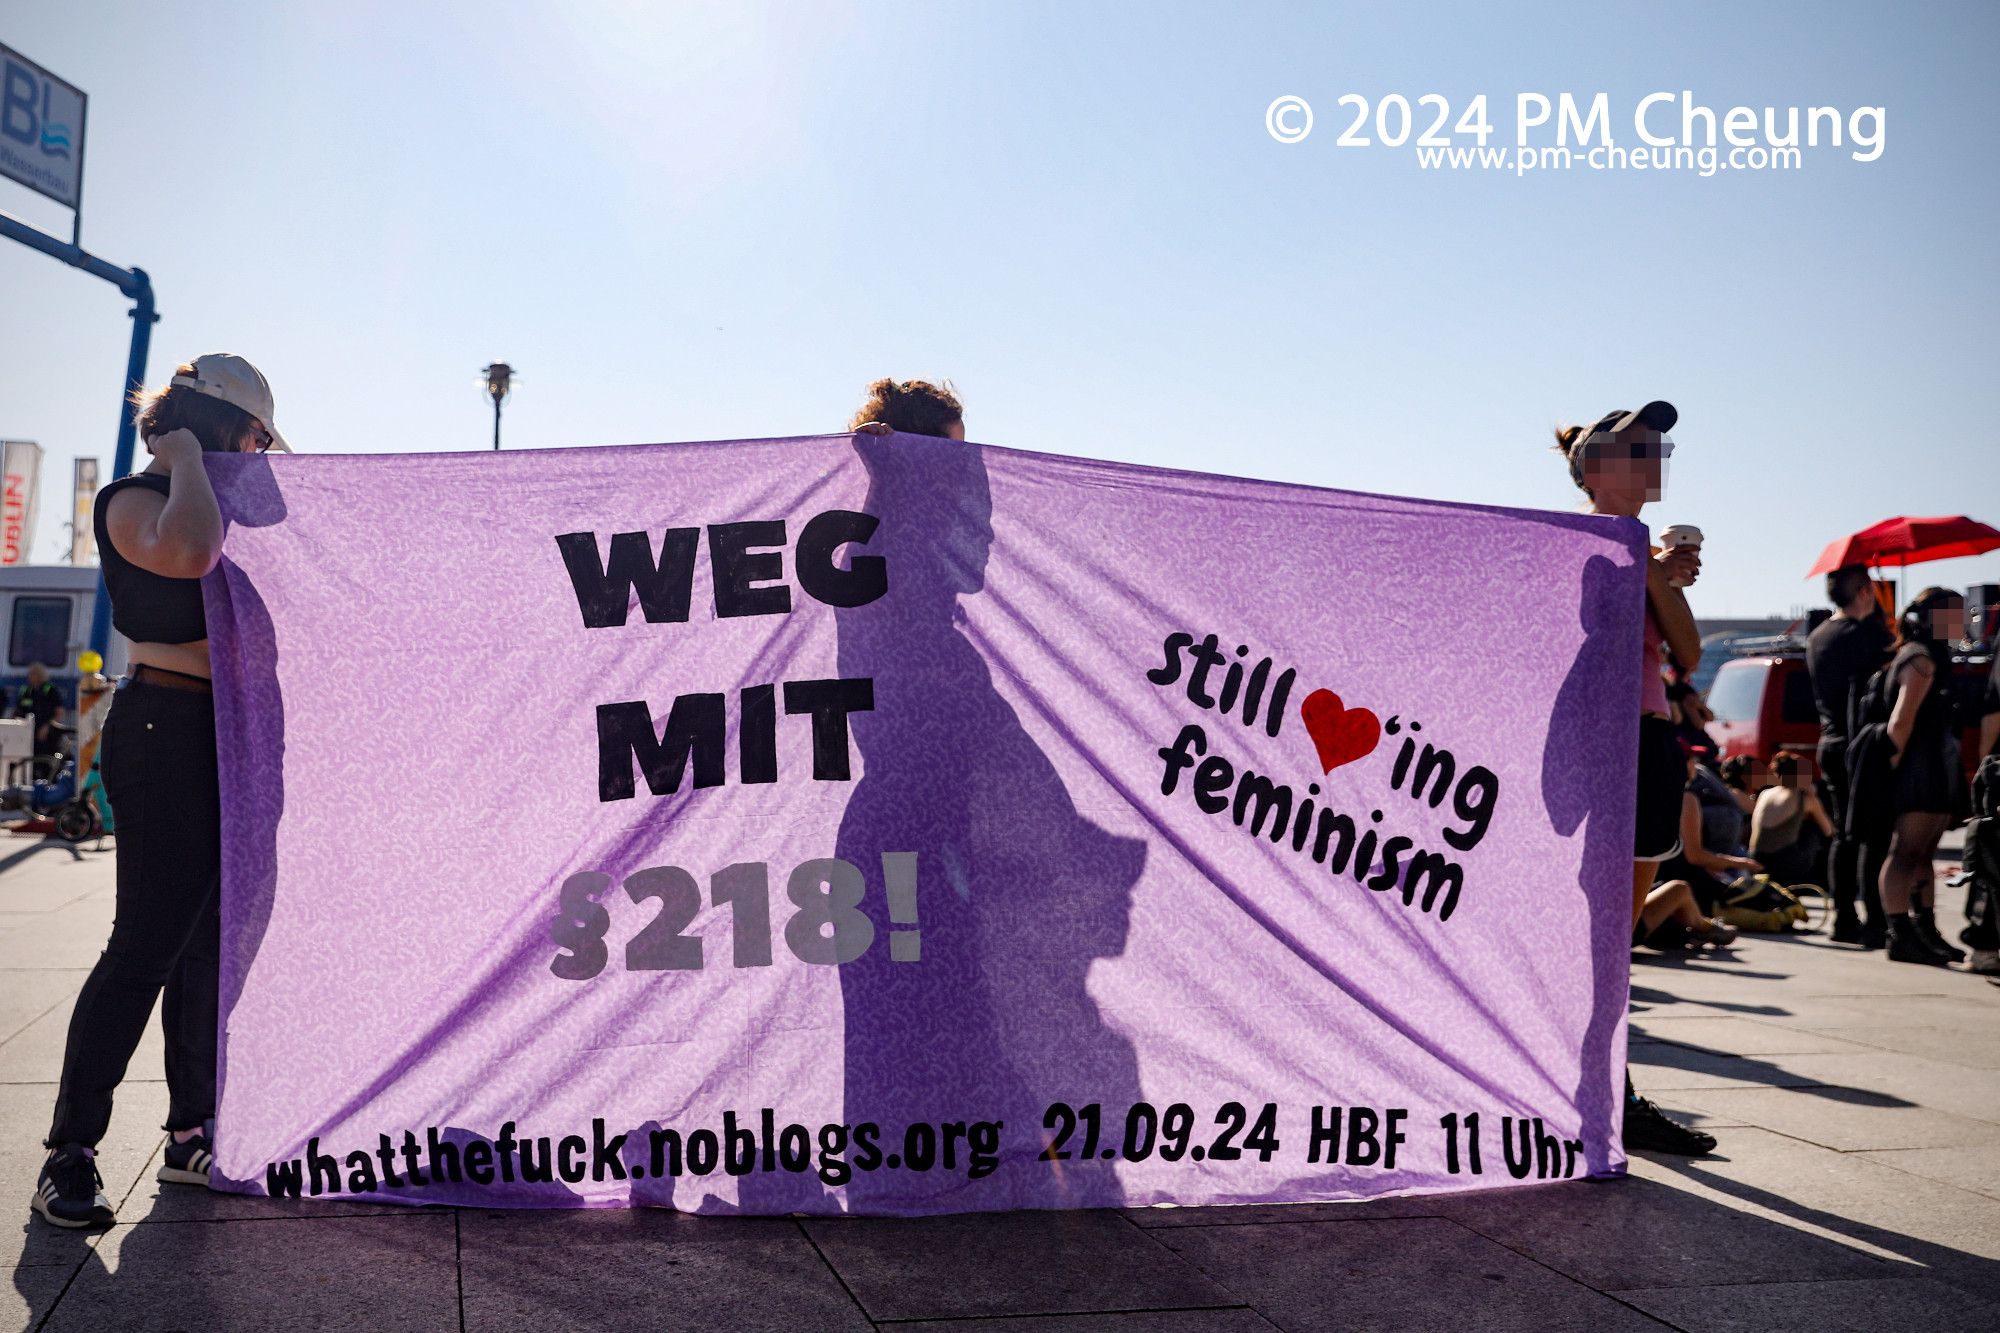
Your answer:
[8,663,67,762]
[33,354,288,1230]
[1876,587,1969,966]
[1981,659,2000,765]
[1659,748,1764,914]
[1962,666,2000,974]
[1806,565,1893,946]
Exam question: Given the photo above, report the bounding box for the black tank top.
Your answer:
[93,473,208,644]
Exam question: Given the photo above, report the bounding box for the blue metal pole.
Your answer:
[0,213,156,659]
[110,271,154,481]
[87,271,156,657]
[0,213,143,295]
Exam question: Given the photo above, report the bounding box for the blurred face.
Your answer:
[1931,601,1968,642]
[1580,426,1671,511]
[26,665,45,686]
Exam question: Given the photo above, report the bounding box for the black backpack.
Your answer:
[1850,661,1894,738]
[1962,754,2000,949]
[1975,752,2000,823]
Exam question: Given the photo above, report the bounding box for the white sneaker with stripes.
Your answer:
[158,1125,215,1187]
[33,1145,115,1228]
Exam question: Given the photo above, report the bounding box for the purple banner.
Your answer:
[202,434,1645,1215]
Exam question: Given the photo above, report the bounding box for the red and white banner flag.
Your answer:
[0,441,44,566]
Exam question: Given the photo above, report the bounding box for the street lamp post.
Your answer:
[481,361,515,450]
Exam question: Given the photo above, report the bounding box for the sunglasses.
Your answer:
[1583,429,1674,460]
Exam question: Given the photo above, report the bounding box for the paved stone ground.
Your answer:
[3,833,1998,1331]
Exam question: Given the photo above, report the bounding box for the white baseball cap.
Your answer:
[170,353,290,453]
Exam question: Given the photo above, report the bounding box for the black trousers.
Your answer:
[46,681,220,1148]
[1818,739,1883,927]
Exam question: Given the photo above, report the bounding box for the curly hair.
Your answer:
[130,363,258,454]
[849,378,963,439]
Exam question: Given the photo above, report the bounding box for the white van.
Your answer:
[0,565,129,712]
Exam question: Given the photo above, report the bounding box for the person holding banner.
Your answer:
[34,355,289,1229]
[849,376,966,439]
[1554,401,1717,1156]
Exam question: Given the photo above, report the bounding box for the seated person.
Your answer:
[1634,877,1739,950]
[1718,753,1766,817]
[1691,749,1752,857]
[1750,752,1834,890]
[1660,747,1763,914]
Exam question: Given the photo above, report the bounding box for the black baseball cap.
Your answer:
[1587,400,1677,437]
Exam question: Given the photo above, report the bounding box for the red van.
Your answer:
[1705,651,1821,769]
[1705,645,1995,782]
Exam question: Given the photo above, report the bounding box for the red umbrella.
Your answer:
[1807,515,2000,576]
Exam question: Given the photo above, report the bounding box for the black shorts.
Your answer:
[1635,714,1685,862]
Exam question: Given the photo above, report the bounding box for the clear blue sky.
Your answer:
[4,0,1995,616]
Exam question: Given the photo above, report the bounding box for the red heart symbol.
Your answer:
[1299,689,1381,774]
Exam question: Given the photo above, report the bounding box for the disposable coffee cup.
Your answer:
[1660,524,1703,587]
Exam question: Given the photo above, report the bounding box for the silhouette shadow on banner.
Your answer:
[202,452,289,1169]
[1542,551,1641,1175]
[828,434,1146,1213]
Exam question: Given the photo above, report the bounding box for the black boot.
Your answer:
[1859,851,1888,948]
[1910,908,1966,964]
[1831,912,1863,945]
[1622,1070,1715,1155]
[1886,914,1952,966]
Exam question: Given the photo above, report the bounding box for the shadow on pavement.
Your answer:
[1645,1155,2000,1300]
[16,1168,2000,1329]
[1628,983,1792,1017]
[11,1187,454,1333]
[1628,1041,1917,1106]
[0,840,93,876]
[1630,953,1794,982]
